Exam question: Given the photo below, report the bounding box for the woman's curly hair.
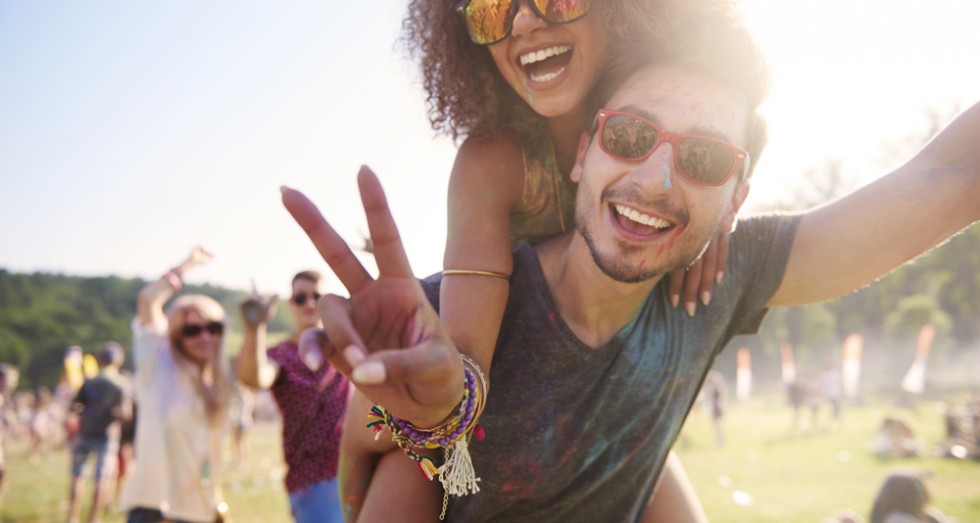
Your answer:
[402,0,680,144]
[403,0,771,167]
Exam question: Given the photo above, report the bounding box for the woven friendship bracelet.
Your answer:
[365,355,489,512]
[162,271,183,291]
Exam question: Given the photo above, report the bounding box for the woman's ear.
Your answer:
[569,131,592,184]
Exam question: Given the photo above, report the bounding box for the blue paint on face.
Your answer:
[663,163,672,189]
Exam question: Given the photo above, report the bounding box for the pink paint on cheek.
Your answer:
[656,226,686,257]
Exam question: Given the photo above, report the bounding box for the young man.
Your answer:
[236,271,350,523]
[281,34,979,523]
[68,343,128,523]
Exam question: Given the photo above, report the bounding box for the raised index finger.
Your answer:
[358,166,414,279]
[281,186,373,294]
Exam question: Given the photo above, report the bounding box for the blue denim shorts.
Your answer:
[288,478,343,523]
[71,437,113,479]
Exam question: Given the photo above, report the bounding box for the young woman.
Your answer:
[120,247,234,523]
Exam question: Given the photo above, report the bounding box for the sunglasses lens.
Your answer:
[182,322,224,337]
[463,0,514,45]
[206,321,225,336]
[601,114,660,160]
[292,293,321,306]
[677,139,736,185]
[532,0,590,23]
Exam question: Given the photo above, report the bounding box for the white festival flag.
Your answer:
[901,324,936,395]
[735,347,752,401]
[841,333,863,400]
[780,342,796,385]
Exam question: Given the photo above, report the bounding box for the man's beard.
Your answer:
[575,180,712,284]
[580,220,662,283]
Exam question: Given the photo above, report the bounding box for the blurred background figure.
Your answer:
[703,370,728,447]
[67,342,128,523]
[788,366,821,433]
[236,270,350,523]
[229,382,255,467]
[820,358,844,428]
[0,364,15,502]
[120,247,233,523]
[869,470,953,523]
[59,346,87,449]
[27,386,62,462]
[872,417,920,459]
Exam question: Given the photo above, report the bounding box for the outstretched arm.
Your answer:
[236,292,280,390]
[137,246,212,330]
[770,102,980,307]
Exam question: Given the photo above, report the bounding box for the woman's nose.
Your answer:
[510,1,548,39]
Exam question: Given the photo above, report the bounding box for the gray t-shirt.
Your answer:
[423,213,800,522]
[74,371,126,440]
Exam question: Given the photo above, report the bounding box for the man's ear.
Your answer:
[722,181,751,233]
[569,131,591,184]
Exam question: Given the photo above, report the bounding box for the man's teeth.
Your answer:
[614,204,671,228]
[519,45,571,66]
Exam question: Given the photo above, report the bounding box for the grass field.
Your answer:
[2,396,977,522]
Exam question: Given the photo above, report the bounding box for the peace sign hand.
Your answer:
[282,166,464,427]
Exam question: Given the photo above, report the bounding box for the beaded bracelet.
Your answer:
[366,355,488,503]
[162,270,183,291]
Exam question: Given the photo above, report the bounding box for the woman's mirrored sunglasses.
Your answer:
[291,292,322,306]
[456,0,591,45]
[594,109,749,186]
[181,321,225,338]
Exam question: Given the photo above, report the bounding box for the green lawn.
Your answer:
[675,396,980,522]
[2,397,977,522]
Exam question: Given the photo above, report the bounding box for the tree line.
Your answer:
[0,271,292,389]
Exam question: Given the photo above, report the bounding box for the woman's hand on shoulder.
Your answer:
[667,229,730,316]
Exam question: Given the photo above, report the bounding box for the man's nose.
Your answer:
[631,143,676,190]
[511,1,548,39]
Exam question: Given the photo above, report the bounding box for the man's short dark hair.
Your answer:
[101,341,125,366]
[292,270,322,287]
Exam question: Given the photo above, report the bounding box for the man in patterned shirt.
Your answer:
[237,270,350,523]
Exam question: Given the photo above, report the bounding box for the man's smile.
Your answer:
[608,202,682,240]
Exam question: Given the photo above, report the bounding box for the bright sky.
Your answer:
[1,1,978,298]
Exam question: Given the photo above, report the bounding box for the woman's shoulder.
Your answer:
[451,130,527,210]
[456,131,526,171]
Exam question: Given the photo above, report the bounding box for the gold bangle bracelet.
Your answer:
[442,269,510,279]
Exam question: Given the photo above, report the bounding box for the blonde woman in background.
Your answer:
[121,247,233,523]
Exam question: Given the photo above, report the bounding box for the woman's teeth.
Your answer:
[519,45,571,66]
[614,204,671,229]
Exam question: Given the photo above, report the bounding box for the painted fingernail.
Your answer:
[701,291,712,306]
[670,294,680,308]
[280,185,290,194]
[685,301,696,317]
[352,361,386,385]
[716,271,725,284]
[343,345,365,368]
